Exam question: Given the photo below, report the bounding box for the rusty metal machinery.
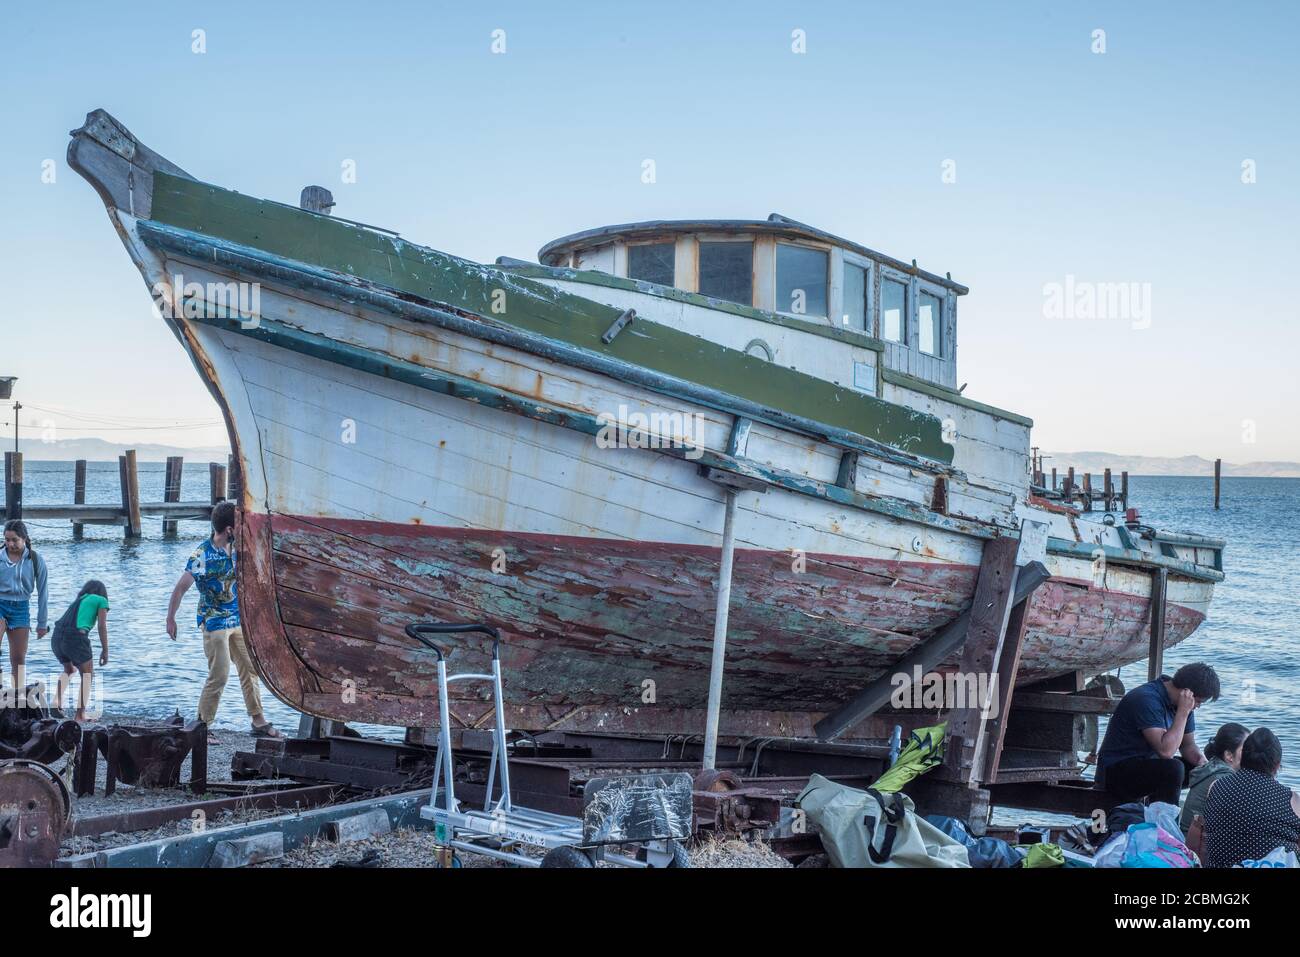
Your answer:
[75,714,208,797]
[0,759,71,868]
[0,684,82,764]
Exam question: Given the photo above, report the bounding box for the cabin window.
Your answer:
[882,278,908,343]
[627,242,675,287]
[775,243,828,319]
[919,291,943,356]
[698,240,753,306]
[842,262,869,332]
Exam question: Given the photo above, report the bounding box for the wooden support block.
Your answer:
[1003,710,1098,753]
[1026,671,1085,694]
[73,459,87,540]
[987,781,1105,819]
[209,832,285,868]
[1147,567,1168,681]
[980,588,1037,783]
[943,536,1021,784]
[1012,692,1120,715]
[323,808,392,843]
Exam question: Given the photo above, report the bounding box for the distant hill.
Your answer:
[14,437,231,463]
[1046,451,1300,478]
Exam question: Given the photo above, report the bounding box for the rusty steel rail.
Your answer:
[71,783,345,838]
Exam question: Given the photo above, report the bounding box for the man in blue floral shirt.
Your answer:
[166,501,279,740]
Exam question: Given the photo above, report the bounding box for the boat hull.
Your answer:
[149,230,1214,738]
[63,110,1219,739]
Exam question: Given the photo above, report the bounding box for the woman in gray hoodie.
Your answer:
[1181,722,1249,835]
[1,520,50,695]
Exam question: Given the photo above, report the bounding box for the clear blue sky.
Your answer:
[2,1,1296,460]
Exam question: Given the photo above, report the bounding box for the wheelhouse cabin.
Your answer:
[517,214,1033,502]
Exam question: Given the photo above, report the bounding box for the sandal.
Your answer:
[250,722,282,739]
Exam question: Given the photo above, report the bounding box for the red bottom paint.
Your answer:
[236,512,1204,737]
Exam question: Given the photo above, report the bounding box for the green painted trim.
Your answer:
[149,172,952,464]
[500,262,888,353]
[881,369,1034,428]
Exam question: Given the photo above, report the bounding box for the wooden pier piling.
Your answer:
[227,453,242,506]
[163,456,184,537]
[3,451,20,521]
[119,450,143,538]
[1214,458,1221,509]
[1063,467,1074,498]
[73,459,87,540]
[1050,467,1056,490]
[1081,473,1092,512]
[210,462,228,505]
[1103,468,1113,512]
[1121,471,1129,513]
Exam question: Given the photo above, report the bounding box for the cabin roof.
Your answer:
[538,213,969,295]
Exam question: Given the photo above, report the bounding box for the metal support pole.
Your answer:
[435,658,458,814]
[702,489,739,771]
[491,654,513,813]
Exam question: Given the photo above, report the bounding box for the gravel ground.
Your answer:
[266,827,530,868]
[267,828,791,869]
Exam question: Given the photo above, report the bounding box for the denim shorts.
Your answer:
[0,598,31,630]
[52,627,94,667]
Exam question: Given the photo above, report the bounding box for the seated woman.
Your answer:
[1203,727,1300,867]
[1180,722,1249,835]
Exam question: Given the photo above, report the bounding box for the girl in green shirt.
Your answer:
[49,580,109,721]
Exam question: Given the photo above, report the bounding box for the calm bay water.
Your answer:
[5,463,1298,789]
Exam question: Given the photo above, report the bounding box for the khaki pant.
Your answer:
[198,627,264,724]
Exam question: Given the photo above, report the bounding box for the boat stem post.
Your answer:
[702,488,739,771]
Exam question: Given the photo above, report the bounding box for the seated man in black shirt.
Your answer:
[1095,662,1220,806]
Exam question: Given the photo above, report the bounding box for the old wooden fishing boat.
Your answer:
[69,110,1223,740]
